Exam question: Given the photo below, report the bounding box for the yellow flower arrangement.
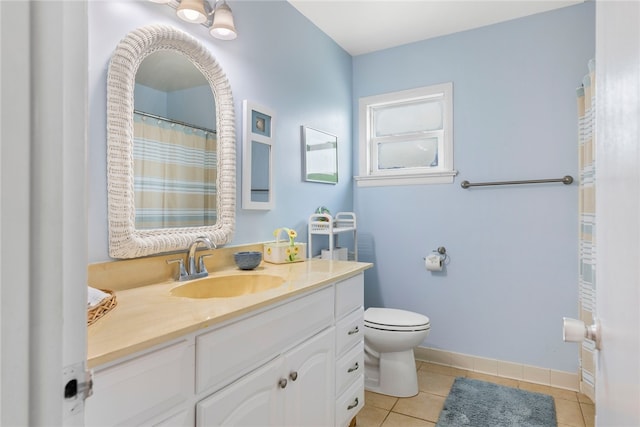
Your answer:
[264,227,306,264]
[274,227,299,262]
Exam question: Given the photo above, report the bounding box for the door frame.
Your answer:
[1,1,88,424]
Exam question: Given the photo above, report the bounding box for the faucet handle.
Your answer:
[167,258,187,280]
[198,254,213,274]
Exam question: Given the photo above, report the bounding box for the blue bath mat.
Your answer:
[436,377,557,427]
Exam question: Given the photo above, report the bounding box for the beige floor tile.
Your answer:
[555,398,586,427]
[577,393,594,404]
[356,405,390,427]
[466,371,519,388]
[580,402,595,427]
[366,391,399,411]
[419,362,467,378]
[367,358,591,427]
[381,412,436,427]
[417,370,456,397]
[519,381,578,402]
[391,392,446,423]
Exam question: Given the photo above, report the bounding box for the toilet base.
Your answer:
[364,349,419,397]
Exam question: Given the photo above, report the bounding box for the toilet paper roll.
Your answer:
[425,254,443,271]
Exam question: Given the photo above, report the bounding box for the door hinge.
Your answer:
[63,362,93,417]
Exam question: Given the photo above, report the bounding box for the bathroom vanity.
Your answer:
[86,258,370,426]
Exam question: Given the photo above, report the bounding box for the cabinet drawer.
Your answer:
[336,375,364,427]
[336,341,363,397]
[196,286,334,394]
[335,307,364,357]
[335,274,364,320]
[85,339,194,427]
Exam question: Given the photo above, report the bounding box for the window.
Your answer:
[356,83,456,186]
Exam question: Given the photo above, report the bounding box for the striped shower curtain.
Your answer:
[577,59,595,401]
[133,113,217,229]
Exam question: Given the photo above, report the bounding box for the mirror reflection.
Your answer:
[302,126,338,184]
[250,141,270,203]
[133,51,217,229]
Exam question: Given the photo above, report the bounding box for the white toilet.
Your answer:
[364,307,431,397]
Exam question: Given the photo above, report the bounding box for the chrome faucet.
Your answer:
[167,236,217,281]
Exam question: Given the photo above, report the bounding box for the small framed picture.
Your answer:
[251,109,271,137]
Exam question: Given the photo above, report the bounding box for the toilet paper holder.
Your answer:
[428,246,449,263]
[423,246,449,271]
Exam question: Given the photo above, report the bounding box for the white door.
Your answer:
[1,1,88,425]
[594,1,640,425]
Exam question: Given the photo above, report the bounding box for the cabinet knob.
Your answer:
[347,362,359,373]
[347,397,359,410]
[278,378,288,389]
[289,371,298,381]
[348,326,360,335]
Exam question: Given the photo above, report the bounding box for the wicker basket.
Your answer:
[87,290,117,326]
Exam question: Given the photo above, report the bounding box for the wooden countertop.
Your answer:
[88,259,372,368]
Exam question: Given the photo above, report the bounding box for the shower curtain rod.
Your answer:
[134,110,217,134]
[460,175,574,189]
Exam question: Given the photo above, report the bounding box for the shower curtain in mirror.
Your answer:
[577,59,595,401]
[133,113,217,229]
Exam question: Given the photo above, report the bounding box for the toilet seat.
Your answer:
[365,308,430,332]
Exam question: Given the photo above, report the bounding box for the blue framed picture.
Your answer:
[251,109,271,137]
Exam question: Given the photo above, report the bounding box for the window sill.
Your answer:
[354,170,458,187]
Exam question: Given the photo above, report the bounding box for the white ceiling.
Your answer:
[288,0,584,56]
[136,51,208,92]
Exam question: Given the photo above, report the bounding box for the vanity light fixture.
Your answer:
[150,0,237,40]
[177,0,208,24]
[210,1,237,40]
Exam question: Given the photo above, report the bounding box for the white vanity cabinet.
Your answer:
[84,339,195,426]
[195,285,335,426]
[334,274,365,427]
[86,272,366,427]
[196,327,335,426]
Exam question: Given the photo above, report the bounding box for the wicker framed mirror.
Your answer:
[107,25,236,258]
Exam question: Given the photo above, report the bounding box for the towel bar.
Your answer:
[460,175,573,189]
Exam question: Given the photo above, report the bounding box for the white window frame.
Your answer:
[356,83,456,187]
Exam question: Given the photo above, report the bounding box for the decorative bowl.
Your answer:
[234,251,263,270]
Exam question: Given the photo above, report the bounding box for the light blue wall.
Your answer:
[134,83,216,130]
[87,0,353,262]
[167,85,217,130]
[133,84,167,117]
[353,3,595,372]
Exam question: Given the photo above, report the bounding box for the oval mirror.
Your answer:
[107,25,236,258]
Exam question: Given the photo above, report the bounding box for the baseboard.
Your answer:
[414,346,580,392]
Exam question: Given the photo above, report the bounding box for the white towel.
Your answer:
[88,286,109,308]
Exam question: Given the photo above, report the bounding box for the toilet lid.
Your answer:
[364,307,430,331]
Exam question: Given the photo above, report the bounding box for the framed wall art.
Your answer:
[242,101,275,209]
[301,126,338,184]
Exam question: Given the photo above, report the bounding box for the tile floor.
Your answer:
[356,361,595,427]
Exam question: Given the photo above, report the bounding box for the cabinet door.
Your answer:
[196,357,284,427]
[85,339,194,427]
[283,327,335,427]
